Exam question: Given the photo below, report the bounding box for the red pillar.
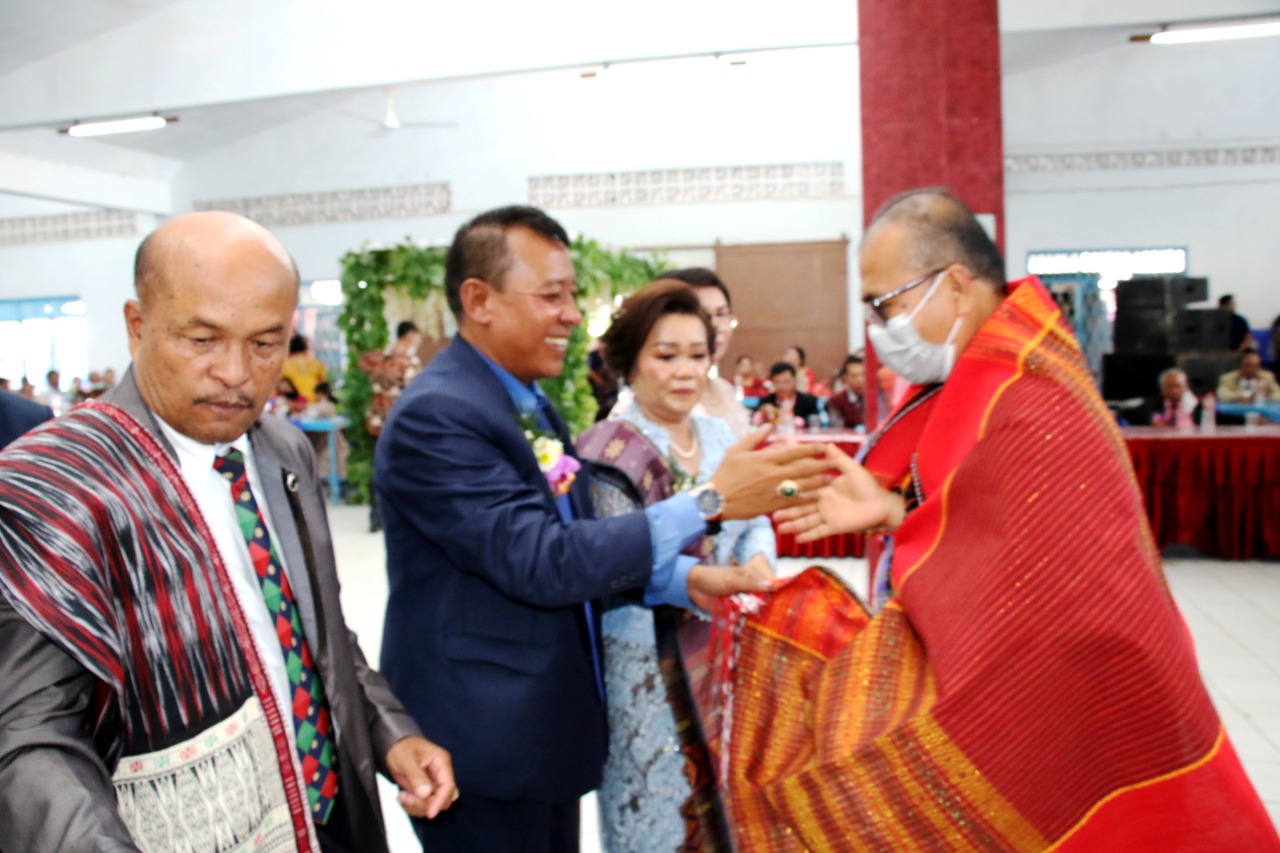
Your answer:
[858,0,1005,242]
[858,1,1005,588]
[859,0,1006,431]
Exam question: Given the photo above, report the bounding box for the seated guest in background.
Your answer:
[753,361,821,428]
[268,376,308,417]
[0,389,53,448]
[826,354,867,429]
[734,354,769,400]
[17,377,36,399]
[282,333,328,401]
[782,345,817,394]
[37,369,67,415]
[306,380,350,479]
[0,211,456,853]
[578,279,776,852]
[1270,314,1280,366]
[1150,367,1201,427]
[1219,294,1256,353]
[1217,349,1280,403]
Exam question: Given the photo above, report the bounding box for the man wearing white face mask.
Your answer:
[745,188,1280,850]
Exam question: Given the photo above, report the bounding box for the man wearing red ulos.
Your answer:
[704,188,1280,850]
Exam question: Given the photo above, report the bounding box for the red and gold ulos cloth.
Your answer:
[694,278,1279,851]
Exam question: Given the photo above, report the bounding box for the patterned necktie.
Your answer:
[214,448,339,824]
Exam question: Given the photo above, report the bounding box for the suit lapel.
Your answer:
[249,429,322,647]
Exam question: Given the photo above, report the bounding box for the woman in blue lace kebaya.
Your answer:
[576,280,776,853]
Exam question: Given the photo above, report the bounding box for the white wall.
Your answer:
[0,228,153,372]
[1002,26,1280,328]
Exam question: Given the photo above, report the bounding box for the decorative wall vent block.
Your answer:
[1006,145,1280,174]
[194,183,451,227]
[529,163,846,209]
[0,210,138,246]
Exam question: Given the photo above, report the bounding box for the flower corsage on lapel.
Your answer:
[517,412,581,498]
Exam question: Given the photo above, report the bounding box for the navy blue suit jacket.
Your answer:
[376,337,654,803]
[0,392,53,449]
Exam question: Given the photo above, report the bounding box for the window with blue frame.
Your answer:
[0,297,88,394]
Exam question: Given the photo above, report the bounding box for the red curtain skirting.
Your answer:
[1124,427,1280,560]
[773,427,1280,561]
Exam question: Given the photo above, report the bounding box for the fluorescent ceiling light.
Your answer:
[1135,19,1280,45]
[62,115,174,137]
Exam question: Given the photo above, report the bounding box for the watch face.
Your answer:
[696,487,723,519]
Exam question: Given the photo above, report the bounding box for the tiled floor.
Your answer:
[326,504,1280,850]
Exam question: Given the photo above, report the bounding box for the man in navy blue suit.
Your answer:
[0,390,53,449]
[376,206,830,852]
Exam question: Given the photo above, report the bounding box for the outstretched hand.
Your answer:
[686,560,773,613]
[385,735,458,820]
[773,444,905,542]
[708,424,835,520]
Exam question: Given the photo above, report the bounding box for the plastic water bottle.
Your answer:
[1200,393,1216,432]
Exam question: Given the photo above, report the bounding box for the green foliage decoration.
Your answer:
[336,234,664,504]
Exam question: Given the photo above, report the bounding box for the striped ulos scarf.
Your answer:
[0,402,312,850]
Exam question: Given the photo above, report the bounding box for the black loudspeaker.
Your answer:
[1102,353,1175,400]
[1170,276,1210,306]
[1113,308,1172,354]
[1115,276,1209,312]
[1176,353,1240,398]
[1173,309,1232,352]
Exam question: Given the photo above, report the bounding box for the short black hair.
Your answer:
[1219,294,1235,308]
[659,267,731,307]
[395,320,419,339]
[843,354,865,371]
[867,187,1006,292]
[770,362,796,378]
[289,334,308,355]
[787,345,807,365]
[444,205,570,318]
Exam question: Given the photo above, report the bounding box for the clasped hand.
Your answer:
[385,735,458,819]
[773,444,906,542]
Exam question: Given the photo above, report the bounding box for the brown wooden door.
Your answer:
[715,240,850,391]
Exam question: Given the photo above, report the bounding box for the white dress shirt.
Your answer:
[156,420,297,745]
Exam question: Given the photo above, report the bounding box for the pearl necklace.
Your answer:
[669,430,699,458]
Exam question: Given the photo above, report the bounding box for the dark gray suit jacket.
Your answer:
[0,369,420,853]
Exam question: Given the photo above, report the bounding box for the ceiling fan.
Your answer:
[344,86,457,133]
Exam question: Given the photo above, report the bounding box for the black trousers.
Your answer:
[412,794,580,853]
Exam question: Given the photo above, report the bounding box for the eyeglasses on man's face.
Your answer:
[862,267,948,326]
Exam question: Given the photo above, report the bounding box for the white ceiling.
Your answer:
[0,0,1276,213]
[0,0,184,77]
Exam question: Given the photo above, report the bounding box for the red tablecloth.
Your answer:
[772,426,1280,561]
[1123,426,1280,560]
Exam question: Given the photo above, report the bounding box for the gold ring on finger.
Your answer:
[776,479,800,499]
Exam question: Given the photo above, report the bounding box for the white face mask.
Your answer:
[866,270,962,385]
